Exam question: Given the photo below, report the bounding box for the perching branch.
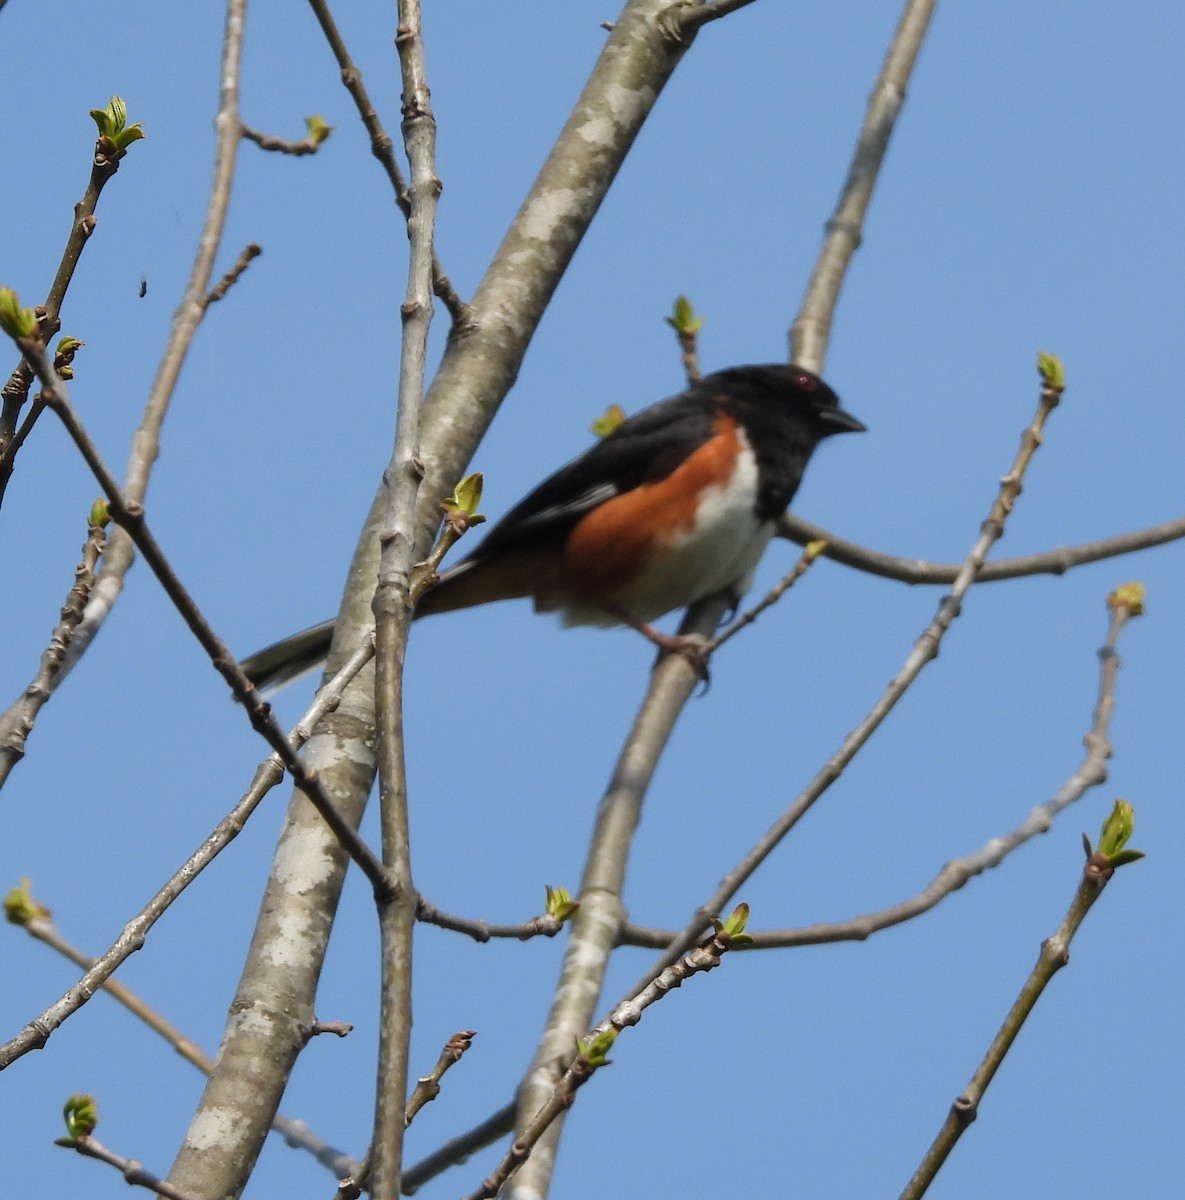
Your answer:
[206,6,713,1199]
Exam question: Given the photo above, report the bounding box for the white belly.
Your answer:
[557,445,772,627]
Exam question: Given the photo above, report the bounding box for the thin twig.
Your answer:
[241,123,326,155]
[0,630,376,1072]
[204,241,261,306]
[620,595,1137,950]
[790,0,938,372]
[305,0,469,326]
[0,511,106,790]
[402,1104,517,1195]
[0,100,124,502]
[28,354,390,892]
[416,898,563,942]
[899,843,1133,1199]
[405,1030,477,1126]
[58,2,248,681]
[703,541,823,655]
[465,922,744,1200]
[63,1137,200,1200]
[336,1030,478,1200]
[779,509,1185,586]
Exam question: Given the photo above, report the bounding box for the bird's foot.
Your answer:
[616,612,711,683]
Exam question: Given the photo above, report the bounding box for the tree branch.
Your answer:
[619,591,1138,949]
[368,2,437,1194]
[899,820,1140,1199]
[790,0,938,372]
[57,0,248,684]
[0,603,376,1072]
[0,509,106,790]
[305,0,469,325]
[779,510,1185,585]
[10,899,363,1180]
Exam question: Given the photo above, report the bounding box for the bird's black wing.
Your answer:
[464,392,716,561]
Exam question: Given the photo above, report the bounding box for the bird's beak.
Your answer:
[818,406,866,435]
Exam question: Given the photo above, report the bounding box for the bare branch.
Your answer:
[203,241,261,306]
[402,1104,517,1195]
[674,0,761,34]
[0,624,377,1071]
[899,826,1140,1199]
[367,2,438,1194]
[405,1030,477,1126]
[780,510,1185,585]
[0,93,132,504]
[703,541,823,655]
[416,898,564,942]
[62,1136,201,1200]
[335,1028,478,1200]
[24,352,392,895]
[0,510,105,789]
[212,6,716,1198]
[620,594,1138,950]
[241,122,327,155]
[791,0,938,372]
[10,903,361,1179]
[305,0,469,325]
[59,1,248,682]
[510,5,940,1195]
[469,922,744,1200]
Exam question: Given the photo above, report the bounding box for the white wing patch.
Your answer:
[519,482,620,531]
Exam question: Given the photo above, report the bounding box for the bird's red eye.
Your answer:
[794,372,815,390]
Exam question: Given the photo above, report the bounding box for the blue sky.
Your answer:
[2,3,1183,1198]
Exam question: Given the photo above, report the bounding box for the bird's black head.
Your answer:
[696,363,865,521]
[706,363,866,439]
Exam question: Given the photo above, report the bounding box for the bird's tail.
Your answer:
[240,556,540,691]
[240,619,336,692]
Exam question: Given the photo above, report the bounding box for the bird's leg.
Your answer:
[612,608,711,676]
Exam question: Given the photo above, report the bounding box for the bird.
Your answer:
[241,363,865,690]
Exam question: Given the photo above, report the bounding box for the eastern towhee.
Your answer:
[242,363,865,689]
